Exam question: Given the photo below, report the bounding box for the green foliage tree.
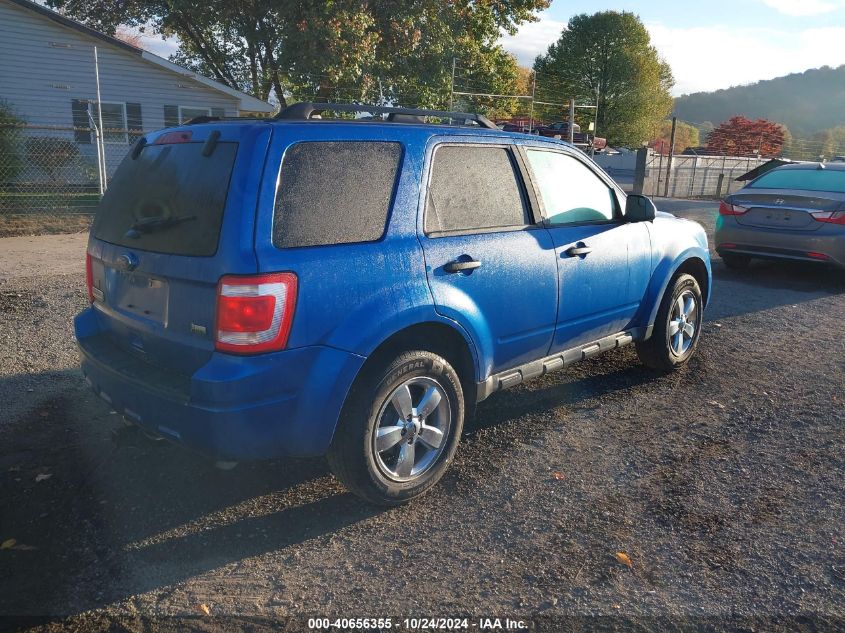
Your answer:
[650,120,699,155]
[533,11,674,146]
[46,0,548,115]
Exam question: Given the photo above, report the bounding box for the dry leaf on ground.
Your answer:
[615,551,633,567]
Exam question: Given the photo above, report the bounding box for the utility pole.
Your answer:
[663,116,677,198]
[590,86,599,157]
[568,98,575,144]
[528,71,536,134]
[448,57,456,111]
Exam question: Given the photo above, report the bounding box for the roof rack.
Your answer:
[275,102,498,130]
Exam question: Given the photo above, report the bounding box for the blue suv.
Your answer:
[75,103,711,505]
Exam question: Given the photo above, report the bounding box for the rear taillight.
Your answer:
[85,252,94,303]
[810,210,845,225]
[215,273,297,354]
[719,201,748,216]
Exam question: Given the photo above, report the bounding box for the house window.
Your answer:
[89,102,127,144]
[178,106,211,123]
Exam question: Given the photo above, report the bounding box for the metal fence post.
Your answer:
[633,148,648,194]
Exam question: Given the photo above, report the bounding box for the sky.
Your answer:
[136,0,845,97]
[499,0,845,95]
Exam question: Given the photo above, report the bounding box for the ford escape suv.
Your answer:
[75,103,712,505]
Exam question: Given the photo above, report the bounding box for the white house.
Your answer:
[0,0,272,183]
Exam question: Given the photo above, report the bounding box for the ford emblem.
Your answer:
[116,253,139,272]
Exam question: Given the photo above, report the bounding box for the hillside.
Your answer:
[673,65,845,136]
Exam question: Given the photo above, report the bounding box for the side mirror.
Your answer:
[625,194,656,222]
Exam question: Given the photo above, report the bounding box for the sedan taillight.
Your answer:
[718,201,748,216]
[215,273,297,354]
[810,210,845,225]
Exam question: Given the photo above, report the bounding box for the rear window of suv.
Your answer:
[273,141,402,249]
[92,141,237,257]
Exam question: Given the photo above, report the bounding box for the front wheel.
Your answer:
[636,273,704,371]
[327,350,465,506]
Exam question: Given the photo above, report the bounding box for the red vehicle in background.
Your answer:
[496,118,607,151]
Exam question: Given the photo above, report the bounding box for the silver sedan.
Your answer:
[715,163,845,270]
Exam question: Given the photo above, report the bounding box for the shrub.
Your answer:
[25,136,80,179]
[0,100,25,182]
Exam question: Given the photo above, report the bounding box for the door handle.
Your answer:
[444,259,482,273]
[565,245,593,257]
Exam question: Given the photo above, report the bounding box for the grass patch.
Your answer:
[0,213,92,237]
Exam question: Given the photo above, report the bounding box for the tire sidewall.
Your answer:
[661,274,703,366]
[358,352,464,503]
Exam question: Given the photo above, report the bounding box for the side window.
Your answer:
[525,150,617,225]
[425,145,528,234]
[273,141,402,248]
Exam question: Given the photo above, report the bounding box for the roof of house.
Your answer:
[7,0,274,114]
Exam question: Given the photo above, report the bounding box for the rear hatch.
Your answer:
[86,123,271,376]
[730,190,845,232]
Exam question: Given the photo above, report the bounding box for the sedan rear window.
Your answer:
[92,141,238,257]
[750,168,845,193]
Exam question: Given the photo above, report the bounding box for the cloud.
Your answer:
[499,16,566,66]
[760,0,842,17]
[647,22,845,95]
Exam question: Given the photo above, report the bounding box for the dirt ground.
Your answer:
[0,200,843,631]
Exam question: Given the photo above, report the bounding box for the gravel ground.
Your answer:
[0,200,843,631]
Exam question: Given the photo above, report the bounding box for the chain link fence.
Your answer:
[640,151,769,199]
[0,121,146,234]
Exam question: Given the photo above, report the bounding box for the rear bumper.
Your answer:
[75,308,365,460]
[715,217,845,268]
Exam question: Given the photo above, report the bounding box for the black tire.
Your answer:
[636,273,704,371]
[721,253,751,270]
[327,350,465,506]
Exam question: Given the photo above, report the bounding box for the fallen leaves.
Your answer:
[197,603,211,616]
[551,471,566,481]
[615,551,632,568]
[34,473,52,482]
[1,538,37,551]
[707,400,726,410]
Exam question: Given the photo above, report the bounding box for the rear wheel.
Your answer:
[636,273,704,371]
[327,350,464,506]
[721,253,751,270]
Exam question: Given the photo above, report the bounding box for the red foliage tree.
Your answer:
[705,116,785,157]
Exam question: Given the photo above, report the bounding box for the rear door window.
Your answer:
[424,145,529,234]
[93,141,237,257]
[273,141,402,248]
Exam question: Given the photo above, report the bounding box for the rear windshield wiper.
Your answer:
[124,215,197,239]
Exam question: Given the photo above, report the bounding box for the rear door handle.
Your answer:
[565,245,593,257]
[444,259,482,273]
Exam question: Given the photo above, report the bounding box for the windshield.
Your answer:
[92,141,238,256]
[749,168,845,193]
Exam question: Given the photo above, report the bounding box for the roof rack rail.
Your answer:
[275,102,498,130]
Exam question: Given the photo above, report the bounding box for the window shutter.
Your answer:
[211,107,225,118]
[163,105,179,127]
[126,103,143,142]
[71,99,91,144]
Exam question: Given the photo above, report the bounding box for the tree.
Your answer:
[650,119,699,155]
[705,116,786,157]
[46,0,548,113]
[533,11,673,146]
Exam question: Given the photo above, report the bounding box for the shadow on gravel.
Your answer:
[0,369,381,616]
[709,258,845,320]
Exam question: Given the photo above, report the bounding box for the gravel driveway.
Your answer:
[0,200,843,630]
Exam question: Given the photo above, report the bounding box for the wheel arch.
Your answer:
[354,321,479,409]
